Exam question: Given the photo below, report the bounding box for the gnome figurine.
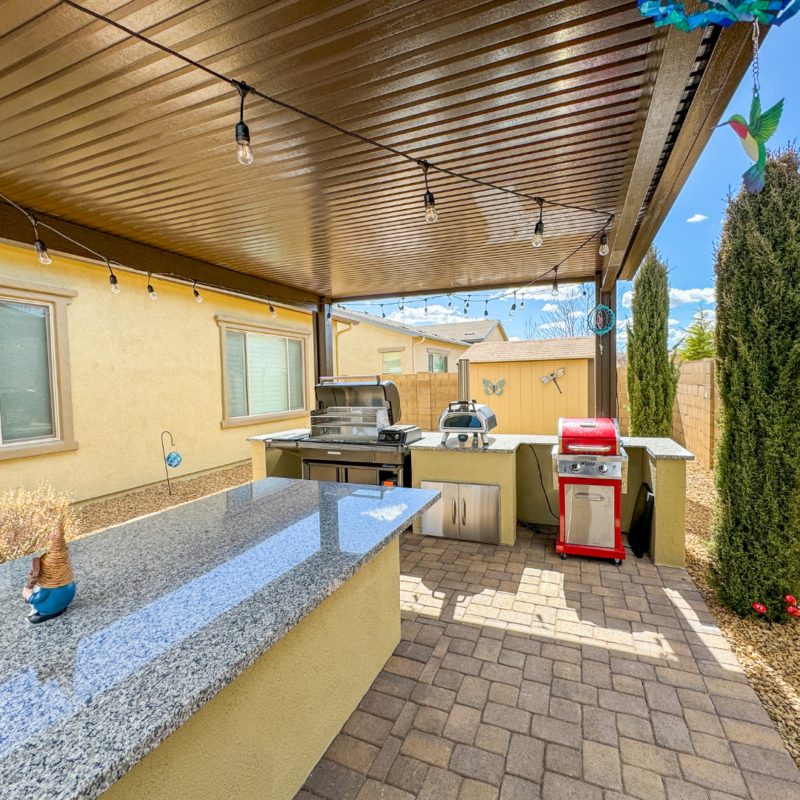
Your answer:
[21,522,76,624]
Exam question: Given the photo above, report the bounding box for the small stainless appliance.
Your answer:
[551,418,628,564]
[263,376,421,486]
[438,359,497,448]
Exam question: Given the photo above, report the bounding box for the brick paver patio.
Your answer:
[296,527,800,800]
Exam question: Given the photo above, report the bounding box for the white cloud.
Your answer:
[541,303,558,312]
[568,311,583,318]
[687,214,708,223]
[538,321,562,331]
[623,288,716,309]
[668,318,680,326]
[669,288,716,307]
[509,336,521,342]
[386,305,486,326]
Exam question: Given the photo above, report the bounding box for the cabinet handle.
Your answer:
[462,498,467,526]
[451,498,457,524]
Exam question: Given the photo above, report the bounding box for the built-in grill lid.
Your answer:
[315,376,401,425]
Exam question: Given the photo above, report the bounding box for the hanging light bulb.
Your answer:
[520,296,525,310]
[510,292,517,317]
[147,273,158,301]
[30,221,52,265]
[551,269,559,297]
[106,260,120,294]
[582,284,587,298]
[424,299,428,315]
[269,300,277,319]
[381,304,386,319]
[599,232,610,257]
[419,161,438,223]
[233,81,254,166]
[326,309,332,322]
[447,295,452,308]
[532,199,544,248]
[399,297,405,311]
[484,301,489,318]
[193,281,203,303]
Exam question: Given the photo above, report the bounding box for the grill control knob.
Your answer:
[597,464,608,475]
[570,463,580,473]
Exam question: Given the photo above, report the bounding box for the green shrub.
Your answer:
[712,146,800,621]
[626,247,679,436]
[679,304,715,361]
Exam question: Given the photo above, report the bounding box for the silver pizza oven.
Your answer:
[438,359,497,448]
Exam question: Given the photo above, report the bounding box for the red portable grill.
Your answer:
[551,418,628,564]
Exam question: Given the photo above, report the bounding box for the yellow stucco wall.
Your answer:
[0,243,313,502]
[101,537,401,800]
[469,359,590,434]
[484,325,507,342]
[334,319,468,375]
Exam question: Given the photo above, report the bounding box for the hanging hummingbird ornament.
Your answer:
[713,20,783,193]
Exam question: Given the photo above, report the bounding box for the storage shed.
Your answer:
[460,337,595,435]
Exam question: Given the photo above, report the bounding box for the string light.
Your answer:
[399,297,404,311]
[105,259,120,294]
[447,295,452,308]
[551,268,559,297]
[192,281,203,303]
[424,298,428,314]
[419,161,438,223]
[520,296,525,310]
[484,300,489,318]
[532,199,545,248]
[233,81,254,166]
[381,304,386,318]
[146,272,158,300]
[599,233,610,257]
[269,299,277,318]
[30,220,52,265]
[510,292,517,317]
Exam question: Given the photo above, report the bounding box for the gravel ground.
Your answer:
[77,463,253,537]
[685,459,800,766]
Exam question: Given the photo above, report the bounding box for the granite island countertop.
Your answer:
[249,430,692,460]
[0,478,439,800]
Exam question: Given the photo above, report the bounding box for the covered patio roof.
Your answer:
[0,1,755,306]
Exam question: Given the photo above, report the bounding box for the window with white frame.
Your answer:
[225,329,305,418]
[0,298,57,446]
[381,352,402,374]
[428,353,448,373]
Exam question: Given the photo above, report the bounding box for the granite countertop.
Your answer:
[408,432,694,460]
[0,478,439,800]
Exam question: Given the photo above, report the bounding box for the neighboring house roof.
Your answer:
[332,307,466,347]
[460,336,595,363]
[416,319,507,343]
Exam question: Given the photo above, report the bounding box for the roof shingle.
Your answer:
[460,337,595,363]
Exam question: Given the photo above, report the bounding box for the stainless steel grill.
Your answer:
[437,359,496,448]
[309,406,390,442]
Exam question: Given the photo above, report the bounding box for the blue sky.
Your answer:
[341,24,796,347]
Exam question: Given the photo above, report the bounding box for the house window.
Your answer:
[382,352,402,374]
[225,329,305,419]
[428,354,448,373]
[0,280,77,461]
[0,300,56,444]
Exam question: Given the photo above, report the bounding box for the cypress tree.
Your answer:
[679,304,715,361]
[626,248,679,436]
[712,146,800,622]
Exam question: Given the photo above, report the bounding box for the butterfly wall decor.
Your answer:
[483,379,506,396]
[541,368,565,394]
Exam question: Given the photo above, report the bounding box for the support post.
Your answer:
[594,277,618,419]
[314,298,334,396]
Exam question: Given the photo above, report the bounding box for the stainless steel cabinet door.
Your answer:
[420,481,459,539]
[459,483,500,543]
[306,463,340,483]
[563,483,615,547]
[345,467,379,485]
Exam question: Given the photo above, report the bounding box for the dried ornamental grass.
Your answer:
[0,482,79,564]
[685,460,800,767]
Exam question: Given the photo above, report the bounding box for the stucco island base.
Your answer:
[102,538,400,800]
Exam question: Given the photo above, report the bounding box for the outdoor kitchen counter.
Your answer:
[0,478,439,800]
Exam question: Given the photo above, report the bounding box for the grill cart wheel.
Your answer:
[560,553,567,560]
[613,559,622,566]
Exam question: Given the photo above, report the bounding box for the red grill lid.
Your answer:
[559,418,619,455]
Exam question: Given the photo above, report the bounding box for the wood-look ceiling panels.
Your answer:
[0,1,684,299]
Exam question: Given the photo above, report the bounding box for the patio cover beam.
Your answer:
[602,25,704,291]
[0,202,320,310]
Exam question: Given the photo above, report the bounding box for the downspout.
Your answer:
[413,336,426,373]
[334,321,358,374]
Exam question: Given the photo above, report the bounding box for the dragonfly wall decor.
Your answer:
[541,368,565,394]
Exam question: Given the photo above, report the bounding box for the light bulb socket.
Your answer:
[34,239,52,265]
[109,273,120,294]
[235,121,251,145]
[193,287,203,302]
[424,190,435,209]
